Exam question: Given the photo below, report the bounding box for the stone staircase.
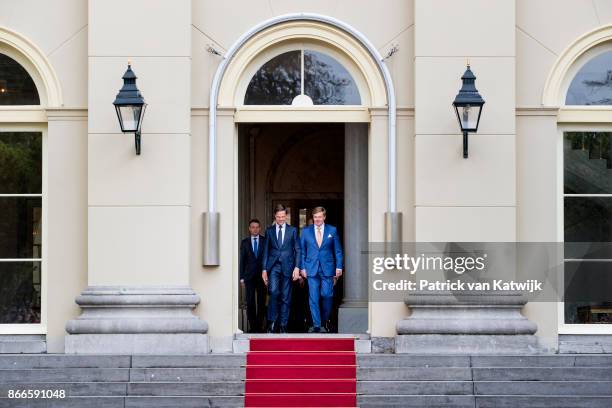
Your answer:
[1,353,612,407]
[358,354,612,407]
[0,354,245,407]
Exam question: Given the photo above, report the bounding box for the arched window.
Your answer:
[0,53,40,105]
[561,49,612,327]
[566,50,612,105]
[0,51,43,325]
[244,49,361,106]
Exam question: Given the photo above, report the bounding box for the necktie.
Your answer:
[253,237,258,254]
[277,225,283,245]
[316,226,322,247]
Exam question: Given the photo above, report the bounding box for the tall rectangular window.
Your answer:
[564,131,612,324]
[0,132,42,324]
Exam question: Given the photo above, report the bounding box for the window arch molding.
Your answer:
[543,24,612,108]
[217,20,387,107]
[0,26,62,108]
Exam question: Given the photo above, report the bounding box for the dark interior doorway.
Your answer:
[238,123,345,333]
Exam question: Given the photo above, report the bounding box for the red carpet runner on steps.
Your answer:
[244,338,357,407]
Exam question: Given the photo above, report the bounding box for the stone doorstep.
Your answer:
[232,333,372,353]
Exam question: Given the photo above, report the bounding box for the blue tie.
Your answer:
[277,225,283,246]
[253,237,258,255]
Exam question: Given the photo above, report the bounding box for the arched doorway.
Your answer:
[232,36,373,334]
[206,15,395,337]
[238,123,356,333]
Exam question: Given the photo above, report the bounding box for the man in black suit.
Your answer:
[239,219,266,333]
[262,204,301,333]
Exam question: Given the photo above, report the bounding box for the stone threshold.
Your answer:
[233,332,371,353]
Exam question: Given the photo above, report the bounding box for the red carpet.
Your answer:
[244,338,357,407]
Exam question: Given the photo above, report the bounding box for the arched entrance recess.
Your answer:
[203,13,400,267]
[201,14,400,336]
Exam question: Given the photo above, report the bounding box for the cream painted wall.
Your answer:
[516,0,612,107]
[0,0,87,107]
[191,0,415,108]
[45,116,88,352]
[86,0,192,288]
[414,0,517,241]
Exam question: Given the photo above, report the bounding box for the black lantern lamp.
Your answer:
[113,63,146,155]
[452,64,485,159]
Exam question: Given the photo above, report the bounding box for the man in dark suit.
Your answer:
[239,219,266,333]
[262,204,301,333]
[300,206,343,333]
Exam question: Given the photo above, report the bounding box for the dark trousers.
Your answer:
[267,263,292,326]
[244,276,266,332]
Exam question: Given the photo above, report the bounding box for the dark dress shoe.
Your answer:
[280,325,288,334]
[267,321,276,333]
[320,326,328,333]
[308,326,321,333]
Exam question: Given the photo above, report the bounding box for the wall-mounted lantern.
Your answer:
[452,64,485,159]
[113,63,146,155]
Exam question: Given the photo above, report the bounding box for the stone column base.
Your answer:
[65,333,208,354]
[338,305,368,333]
[395,334,539,354]
[65,286,209,354]
[396,291,538,354]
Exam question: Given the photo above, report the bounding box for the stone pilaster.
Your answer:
[339,123,368,333]
[66,0,207,353]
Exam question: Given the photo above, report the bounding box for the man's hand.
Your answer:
[292,267,300,281]
[300,269,307,278]
[240,279,245,287]
[262,270,268,286]
[335,268,343,278]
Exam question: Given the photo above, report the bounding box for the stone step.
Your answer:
[124,396,244,407]
[357,394,475,407]
[0,368,130,383]
[0,355,131,369]
[129,367,245,382]
[357,355,470,367]
[475,381,612,396]
[472,355,612,367]
[472,367,612,381]
[0,397,125,408]
[358,367,472,381]
[127,381,244,396]
[0,396,245,408]
[357,354,612,368]
[131,354,244,368]
[0,382,127,397]
[357,380,473,395]
[475,396,612,408]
